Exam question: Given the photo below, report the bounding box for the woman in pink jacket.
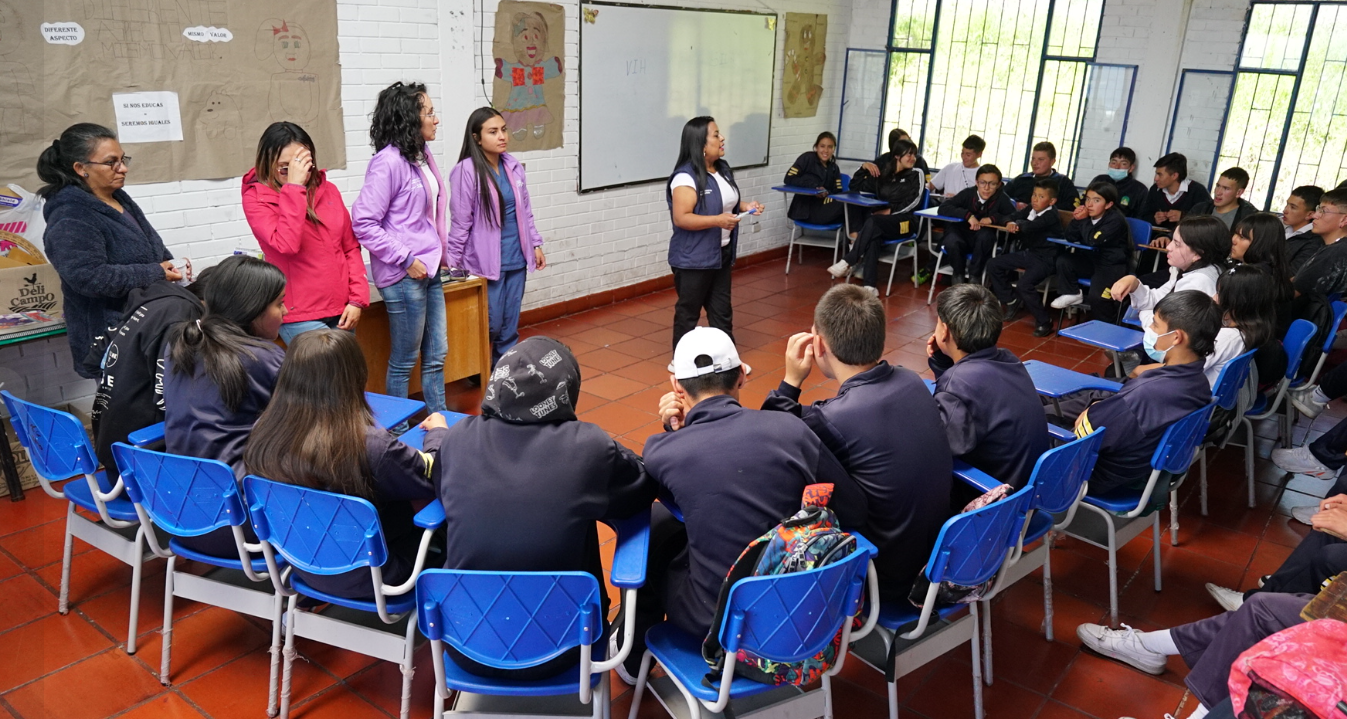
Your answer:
[241,121,368,345]
[448,106,546,364]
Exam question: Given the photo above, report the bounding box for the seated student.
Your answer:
[986,178,1065,336]
[635,327,868,674]
[921,163,1015,285]
[82,270,213,473]
[928,134,986,197]
[895,128,929,174]
[243,329,450,601]
[1049,181,1131,322]
[1057,290,1218,495]
[1110,215,1231,328]
[826,139,924,292]
[783,131,845,225]
[1283,185,1324,275]
[1292,187,1347,290]
[162,255,287,555]
[927,284,1049,496]
[1004,141,1079,211]
[1139,152,1212,232]
[857,127,928,180]
[1231,212,1295,336]
[1188,167,1257,230]
[761,284,952,601]
[432,336,656,680]
[1205,494,1346,610]
[1090,146,1148,217]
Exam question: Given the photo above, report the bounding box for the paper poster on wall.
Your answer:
[782,13,827,119]
[491,1,566,152]
[3,0,345,188]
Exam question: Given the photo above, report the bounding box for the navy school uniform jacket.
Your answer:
[1287,231,1325,277]
[163,340,285,476]
[938,187,1017,229]
[291,425,450,600]
[1006,206,1064,262]
[1076,361,1211,495]
[784,151,844,222]
[1005,171,1080,211]
[928,348,1051,491]
[761,362,952,600]
[1139,181,1212,230]
[666,161,739,270]
[642,395,868,637]
[1090,174,1149,218]
[1066,210,1131,269]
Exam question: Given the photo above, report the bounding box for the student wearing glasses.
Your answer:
[40,123,183,378]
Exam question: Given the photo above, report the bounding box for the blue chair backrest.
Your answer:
[1322,301,1347,354]
[925,483,1034,587]
[1150,404,1216,475]
[112,442,246,536]
[243,475,387,574]
[840,173,851,192]
[1126,218,1151,248]
[719,541,874,661]
[1,390,102,487]
[1283,319,1318,378]
[1027,428,1104,515]
[416,570,603,669]
[1211,349,1258,411]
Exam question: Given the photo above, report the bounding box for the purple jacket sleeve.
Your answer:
[352,151,414,270]
[446,160,476,268]
[514,163,545,249]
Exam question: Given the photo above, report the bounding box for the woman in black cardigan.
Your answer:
[39,123,181,377]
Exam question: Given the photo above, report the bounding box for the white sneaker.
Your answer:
[1051,293,1084,310]
[1204,583,1244,612]
[1291,504,1318,526]
[861,285,879,297]
[1290,385,1328,419]
[1270,446,1341,479]
[1076,623,1167,675]
[827,260,851,279]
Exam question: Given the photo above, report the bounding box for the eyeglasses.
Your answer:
[84,156,131,169]
[422,110,437,119]
[976,180,1000,188]
[1317,207,1346,216]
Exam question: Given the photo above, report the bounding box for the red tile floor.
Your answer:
[0,251,1334,718]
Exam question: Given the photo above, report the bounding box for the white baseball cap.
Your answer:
[671,327,742,380]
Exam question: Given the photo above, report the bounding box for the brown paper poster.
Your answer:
[782,13,827,119]
[2,0,345,188]
[491,1,565,152]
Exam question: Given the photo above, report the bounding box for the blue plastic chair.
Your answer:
[1296,300,1347,403]
[1237,319,1317,456]
[0,390,156,654]
[849,480,1035,719]
[1195,350,1259,517]
[245,475,446,719]
[1127,217,1160,273]
[627,535,879,719]
[784,173,851,274]
[111,443,285,713]
[1061,403,1215,627]
[877,189,930,296]
[417,511,650,718]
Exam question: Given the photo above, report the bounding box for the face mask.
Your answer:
[1143,328,1177,362]
[1107,168,1129,181]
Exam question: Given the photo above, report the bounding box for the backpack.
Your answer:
[700,483,858,687]
[1227,618,1347,719]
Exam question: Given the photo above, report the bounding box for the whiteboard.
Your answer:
[579,3,777,192]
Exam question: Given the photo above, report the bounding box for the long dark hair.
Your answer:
[244,330,375,499]
[370,81,428,164]
[167,256,287,412]
[885,139,919,178]
[458,106,506,228]
[36,123,118,199]
[1217,264,1277,351]
[1233,212,1292,301]
[254,122,323,222]
[1174,215,1232,271]
[671,116,737,202]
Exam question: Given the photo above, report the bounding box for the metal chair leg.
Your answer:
[1199,448,1209,517]
[59,506,74,614]
[1042,535,1055,641]
[278,594,299,719]
[926,249,945,305]
[785,226,797,274]
[127,529,145,654]
[399,620,416,719]
[981,599,993,685]
[1105,514,1119,627]
[971,602,985,719]
[626,650,654,719]
[1153,515,1163,592]
[1169,488,1180,547]
[159,557,176,684]
[267,591,282,717]
[822,673,833,719]
[887,681,899,719]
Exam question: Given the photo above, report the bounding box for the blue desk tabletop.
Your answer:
[830,192,889,207]
[771,185,825,195]
[915,207,963,222]
[1047,236,1093,251]
[366,392,426,430]
[397,411,470,450]
[1058,321,1144,351]
[923,378,936,394]
[1024,359,1122,398]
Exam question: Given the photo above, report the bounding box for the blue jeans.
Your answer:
[278,316,342,345]
[379,274,447,413]
[487,267,527,365]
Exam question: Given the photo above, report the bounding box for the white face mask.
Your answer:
[1143,328,1177,362]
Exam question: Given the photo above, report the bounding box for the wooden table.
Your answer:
[356,275,492,394]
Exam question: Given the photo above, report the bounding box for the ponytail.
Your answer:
[37,124,118,200]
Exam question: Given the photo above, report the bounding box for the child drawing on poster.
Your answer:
[256,18,320,123]
[783,13,827,118]
[494,12,562,141]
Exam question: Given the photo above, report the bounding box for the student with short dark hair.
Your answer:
[1090,146,1148,217]
[927,284,1049,494]
[1291,187,1347,294]
[783,131,845,225]
[1050,181,1131,322]
[762,284,952,601]
[860,128,929,178]
[1188,167,1256,229]
[929,134,986,196]
[986,177,1064,336]
[1139,152,1212,230]
[827,139,925,291]
[1283,185,1323,274]
[921,163,1015,285]
[1005,141,1079,211]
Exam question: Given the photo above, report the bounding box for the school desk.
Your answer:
[830,192,890,238]
[396,411,470,450]
[773,185,844,259]
[1057,321,1144,378]
[1023,359,1122,417]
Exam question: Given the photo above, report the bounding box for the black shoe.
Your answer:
[1002,300,1023,322]
[1033,322,1054,337]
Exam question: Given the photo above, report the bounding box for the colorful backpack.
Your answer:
[1228,618,1347,719]
[700,483,858,687]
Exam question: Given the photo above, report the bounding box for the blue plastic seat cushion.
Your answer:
[793,221,843,232]
[168,537,277,573]
[1082,485,1147,514]
[645,622,779,702]
[63,471,140,522]
[1021,511,1054,545]
[290,572,417,615]
[876,600,966,632]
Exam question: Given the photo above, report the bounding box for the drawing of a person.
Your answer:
[494,12,562,140]
[0,0,40,145]
[256,18,319,123]
[786,18,825,109]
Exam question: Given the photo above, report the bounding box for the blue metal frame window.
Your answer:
[1218,2,1347,210]
[878,0,1107,178]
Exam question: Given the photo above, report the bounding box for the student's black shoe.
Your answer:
[1003,299,1023,322]
[1032,321,1054,337]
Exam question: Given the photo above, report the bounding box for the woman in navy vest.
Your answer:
[666,117,764,352]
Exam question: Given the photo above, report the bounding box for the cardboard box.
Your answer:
[0,261,63,341]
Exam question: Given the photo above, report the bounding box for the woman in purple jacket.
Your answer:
[447,107,546,364]
[353,81,450,414]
